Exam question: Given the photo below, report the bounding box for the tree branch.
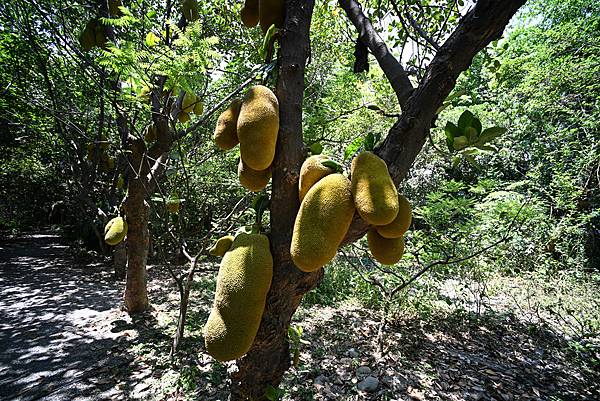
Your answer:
[338,0,414,108]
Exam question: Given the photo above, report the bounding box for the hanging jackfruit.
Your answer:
[258,0,285,33]
[182,0,199,21]
[79,21,96,51]
[241,0,259,27]
[214,98,242,150]
[193,100,203,115]
[376,194,412,238]
[203,233,273,361]
[291,174,355,272]
[367,228,405,265]
[351,151,399,225]
[94,23,108,50]
[209,235,235,257]
[144,124,157,143]
[178,111,190,124]
[238,158,271,192]
[108,0,123,16]
[167,199,180,213]
[182,92,197,113]
[298,155,334,202]
[237,85,279,171]
[104,216,128,246]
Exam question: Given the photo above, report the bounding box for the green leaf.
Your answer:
[309,142,323,155]
[344,137,363,160]
[453,136,469,150]
[471,117,482,135]
[252,193,270,218]
[364,132,375,151]
[458,110,475,133]
[477,127,507,145]
[464,126,478,142]
[445,121,460,138]
[264,385,284,401]
[145,32,159,47]
[463,154,480,170]
[321,159,344,173]
[474,144,498,152]
[259,24,278,60]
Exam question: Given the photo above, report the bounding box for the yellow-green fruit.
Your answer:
[167,199,180,213]
[214,98,242,150]
[238,159,271,192]
[108,0,123,16]
[351,151,399,225]
[178,111,190,124]
[237,85,279,171]
[291,174,355,272]
[376,194,412,238]
[193,99,203,115]
[241,0,259,27]
[104,217,128,246]
[203,233,273,361]
[182,0,199,21]
[258,0,285,33]
[144,125,157,143]
[367,228,405,265]
[209,235,235,257]
[298,155,334,202]
[182,92,197,113]
[79,22,96,51]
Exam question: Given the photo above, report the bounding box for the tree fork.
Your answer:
[230,0,318,399]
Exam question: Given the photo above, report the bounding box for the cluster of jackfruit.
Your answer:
[240,0,285,33]
[212,85,279,192]
[79,19,108,51]
[104,216,128,245]
[203,232,273,361]
[177,91,204,124]
[86,137,115,172]
[290,151,412,271]
[351,151,412,265]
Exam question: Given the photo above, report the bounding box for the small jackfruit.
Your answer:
[367,228,405,265]
[258,0,285,33]
[241,0,259,27]
[167,199,180,213]
[209,235,234,257]
[79,22,96,51]
[237,85,279,171]
[178,111,190,124]
[182,0,199,21]
[108,0,123,16]
[203,233,273,361]
[104,217,128,246]
[238,159,271,192]
[144,124,157,143]
[376,194,412,238]
[182,92,198,113]
[291,174,355,272]
[94,24,107,50]
[351,151,399,225]
[193,100,203,115]
[214,98,242,150]
[298,155,334,202]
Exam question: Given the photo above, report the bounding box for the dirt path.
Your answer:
[0,232,127,401]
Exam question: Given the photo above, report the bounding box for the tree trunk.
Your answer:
[230,1,317,399]
[123,138,150,313]
[113,241,127,280]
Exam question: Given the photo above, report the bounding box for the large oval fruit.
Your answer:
[291,174,355,272]
[203,233,273,361]
[298,155,334,202]
[104,216,128,246]
[367,228,405,265]
[238,158,271,192]
[213,98,242,150]
[237,85,279,171]
[241,0,259,27]
[258,0,285,33]
[351,151,399,225]
[376,194,412,238]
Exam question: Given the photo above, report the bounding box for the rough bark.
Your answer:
[229,1,318,399]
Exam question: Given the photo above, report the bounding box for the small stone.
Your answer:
[356,365,371,375]
[347,348,359,358]
[357,376,379,392]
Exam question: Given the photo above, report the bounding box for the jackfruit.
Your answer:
[258,0,285,33]
[214,98,242,150]
[108,0,123,16]
[238,159,271,192]
[209,235,234,257]
[237,85,279,171]
[241,0,259,27]
[167,199,180,213]
[203,233,273,361]
[376,194,412,238]
[94,24,107,50]
[291,174,355,272]
[178,111,190,124]
[367,228,405,265]
[144,124,157,143]
[104,216,128,246]
[79,22,96,51]
[193,100,203,115]
[182,92,197,113]
[298,155,334,202]
[182,0,199,21]
[351,151,399,225]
